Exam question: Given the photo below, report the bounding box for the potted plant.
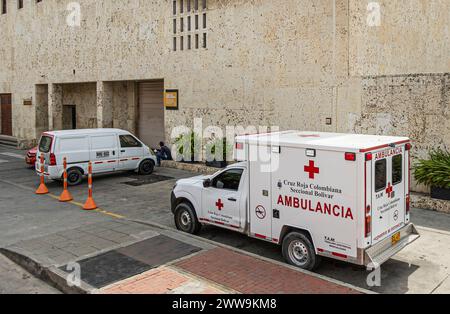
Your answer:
[205,137,233,168]
[174,131,202,163]
[414,149,450,200]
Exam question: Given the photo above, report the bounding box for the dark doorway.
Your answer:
[138,80,165,149]
[0,94,12,136]
[63,105,77,130]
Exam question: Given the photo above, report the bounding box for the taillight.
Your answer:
[235,143,244,150]
[50,153,57,166]
[365,215,372,238]
[365,205,372,238]
[345,152,356,161]
[406,194,410,214]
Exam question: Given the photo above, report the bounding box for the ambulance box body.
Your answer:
[171,131,420,270]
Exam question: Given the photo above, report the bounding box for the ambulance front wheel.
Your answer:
[282,232,321,271]
[174,202,202,235]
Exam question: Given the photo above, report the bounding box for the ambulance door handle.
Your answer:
[228,198,237,202]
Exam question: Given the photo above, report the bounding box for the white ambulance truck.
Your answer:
[36,129,157,186]
[171,131,420,270]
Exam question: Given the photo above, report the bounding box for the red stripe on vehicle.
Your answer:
[360,140,410,153]
[332,252,348,259]
[254,234,267,240]
[317,248,324,253]
[132,157,141,160]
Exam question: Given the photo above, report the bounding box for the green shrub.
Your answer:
[205,137,233,162]
[414,149,450,189]
[174,131,202,162]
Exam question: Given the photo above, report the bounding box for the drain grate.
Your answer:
[60,235,201,288]
[123,174,174,186]
[60,251,152,289]
[117,235,201,266]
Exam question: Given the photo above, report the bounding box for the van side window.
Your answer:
[375,159,387,192]
[392,155,403,185]
[212,169,244,191]
[120,135,142,148]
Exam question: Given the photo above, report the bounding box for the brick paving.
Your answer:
[100,266,229,294]
[175,248,360,294]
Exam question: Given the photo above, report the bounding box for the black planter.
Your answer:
[206,160,227,169]
[431,186,450,201]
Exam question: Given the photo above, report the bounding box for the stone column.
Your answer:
[127,81,137,134]
[48,84,63,131]
[97,81,113,128]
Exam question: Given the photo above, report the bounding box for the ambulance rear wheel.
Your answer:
[175,203,201,235]
[282,232,321,271]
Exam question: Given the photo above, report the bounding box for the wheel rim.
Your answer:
[142,162,152,173]
[179,210,192,231]
[68,173,79,184]
[288,240,309,267]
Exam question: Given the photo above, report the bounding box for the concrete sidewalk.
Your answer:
[1,219,365,294]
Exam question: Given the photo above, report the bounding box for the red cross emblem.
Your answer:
[216,199,224,211]
[304,161,320,179]
[386,183,394,198]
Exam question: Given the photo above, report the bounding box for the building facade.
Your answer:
[0,0,449,192]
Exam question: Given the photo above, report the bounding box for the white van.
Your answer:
[36,129,157,185]
[171,131,420,270]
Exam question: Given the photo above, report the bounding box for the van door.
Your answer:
[90,134,119,173]
[371,147,406,244]
[201,168,244,229]
[118,134,144,170]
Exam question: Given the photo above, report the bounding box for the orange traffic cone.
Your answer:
[36,153,49,195]
[83,162,97,210]
[59,158,73,202]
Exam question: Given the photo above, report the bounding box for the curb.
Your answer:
[0,248,92,294]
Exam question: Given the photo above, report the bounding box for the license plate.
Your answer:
[391,232,401,245]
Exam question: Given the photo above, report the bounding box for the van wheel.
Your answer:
[139,160,155,175]
[174,203,201,235]
[67,168,83,186]
[282,232,321,271]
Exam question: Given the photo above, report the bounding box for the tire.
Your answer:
[67,168,83,186]
[282,232,321,271]
[174,202,201,235]
[139,159,155,175]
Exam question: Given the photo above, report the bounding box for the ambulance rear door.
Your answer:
[371,146,406,245]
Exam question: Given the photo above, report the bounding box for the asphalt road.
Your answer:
[0,144,449,294]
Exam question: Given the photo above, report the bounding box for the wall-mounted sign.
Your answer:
[23,98,32,106]
[164,90,179,110]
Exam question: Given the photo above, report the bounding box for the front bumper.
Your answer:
[365,223,420,267]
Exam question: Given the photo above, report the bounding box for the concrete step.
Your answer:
[0,135,18,148]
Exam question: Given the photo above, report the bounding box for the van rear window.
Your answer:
[375,159,387,192]
[39,136,53,153]
[392,155,403,185]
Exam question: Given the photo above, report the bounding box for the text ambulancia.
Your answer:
[171,131,420,270]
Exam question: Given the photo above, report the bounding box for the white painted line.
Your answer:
[0,152,24,159]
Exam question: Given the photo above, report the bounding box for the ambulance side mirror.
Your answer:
[203,179,212,188]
